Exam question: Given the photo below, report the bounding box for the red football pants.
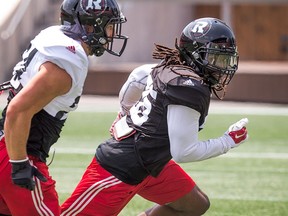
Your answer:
[61,157,196,216]
[0,137,60,216]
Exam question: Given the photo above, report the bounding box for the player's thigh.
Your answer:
[61,158,138,216]
[138,160,209,213]
[137,160,196,205]
[0,140,12,215]
[1,137,59,215]
[0,154,60,216]
[0,195,11,215]
[7,178,59,216]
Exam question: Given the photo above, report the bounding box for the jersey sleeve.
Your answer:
[164,78,211,127]
[37,45,88,88]
[167,104,234,163]
[152,66,211,125]
[31,26,89,88]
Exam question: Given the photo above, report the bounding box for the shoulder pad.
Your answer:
[152,65,203,91]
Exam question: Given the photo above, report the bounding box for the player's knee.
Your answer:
[198,194,210,215]
[190,186,210,215]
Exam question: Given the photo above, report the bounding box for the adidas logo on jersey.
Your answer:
[66,46,76,54]
[183,79,195,86]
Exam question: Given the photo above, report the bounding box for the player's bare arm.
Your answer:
[0,0,128,214]
[4,62,72,161]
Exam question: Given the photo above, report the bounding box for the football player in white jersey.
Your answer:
[61,18,249,216]
[0,0,127,215]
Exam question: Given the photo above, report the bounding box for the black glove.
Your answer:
[10,158,47,191]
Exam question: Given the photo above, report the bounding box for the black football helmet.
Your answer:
[60,0,128,57]
[177,17,239,96]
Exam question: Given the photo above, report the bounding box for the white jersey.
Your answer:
[11,26,89,120]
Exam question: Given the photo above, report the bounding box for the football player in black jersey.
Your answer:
[61,17,249,216]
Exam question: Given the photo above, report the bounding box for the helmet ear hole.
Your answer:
[99,37,107,45]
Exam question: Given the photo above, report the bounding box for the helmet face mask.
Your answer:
[103,14,128,56]
[60,0,128,57]
[196,41,239,89]
[203,43,238,71]
[178,17,239,93]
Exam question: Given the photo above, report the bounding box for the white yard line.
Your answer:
[51,147,95,154]
[51,147,288,160]
[55,189,288,202]
[209,195,288,202]
[76,96,288,116]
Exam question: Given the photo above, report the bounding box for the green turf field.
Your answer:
[49,111,288,216]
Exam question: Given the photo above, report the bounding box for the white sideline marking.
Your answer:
[52,148,288,159]
[71,95,288,115]
[51,148,95,154]
[209,107,288,116]
[208,101,288,116]
[1,94,288,115]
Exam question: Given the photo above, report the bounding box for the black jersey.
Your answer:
[96,65,211,185]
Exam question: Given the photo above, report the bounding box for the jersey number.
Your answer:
[130,75,156,126]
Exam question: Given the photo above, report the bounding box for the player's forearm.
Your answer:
[172,134,233,163]
[168,105,235,163]
[169,108,248,163]
[4,110,31,160]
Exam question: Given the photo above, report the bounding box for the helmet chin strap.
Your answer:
[212,85,227,100]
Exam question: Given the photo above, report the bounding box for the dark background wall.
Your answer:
[86,2,288,104]
[194,4,288,61]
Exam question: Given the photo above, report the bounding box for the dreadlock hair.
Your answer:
[152,43,182,66]
[152,40,202,81]
[152,41,227,100]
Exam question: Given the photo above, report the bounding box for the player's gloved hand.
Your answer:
[10,158,47,191]
[226,118,249,147]
[109,111,124,136]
